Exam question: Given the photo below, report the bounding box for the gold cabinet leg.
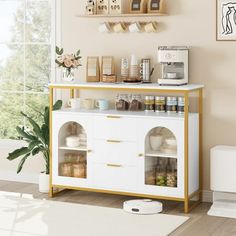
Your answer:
[184,198,189,213]
[49,186,54,198]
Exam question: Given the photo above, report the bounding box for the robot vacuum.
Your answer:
[123,199,163,215]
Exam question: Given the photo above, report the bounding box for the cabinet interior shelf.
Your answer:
[145,150,177,159]
[76,13,167,18]
[59,146,87,152]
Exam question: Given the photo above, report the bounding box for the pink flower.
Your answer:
[64,58,73,68]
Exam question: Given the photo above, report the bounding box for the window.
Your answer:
[0,0,53,139]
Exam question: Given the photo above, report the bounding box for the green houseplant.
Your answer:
[6,100,62,192]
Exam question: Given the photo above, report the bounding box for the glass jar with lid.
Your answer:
[166,159,177,187]
[156,159,167,186]
[129,94,142,111]
[144,95,155,112]
[116,94,130,111]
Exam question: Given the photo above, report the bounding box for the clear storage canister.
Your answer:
[177,97,185,113]
[166,96,177,113]
[144,95,155,112]
[155,96,166,113]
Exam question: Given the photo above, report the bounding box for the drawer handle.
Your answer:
[87,150,92,153]
[107,140,122,143]
[107,164,122,168]
[138,153,144,157]
[107,116,121,119]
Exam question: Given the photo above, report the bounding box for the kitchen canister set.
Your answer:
[144,96,186,113]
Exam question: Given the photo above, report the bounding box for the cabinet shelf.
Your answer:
[76,13,167,18]
[145,150,177,159]
[59,146,88,152]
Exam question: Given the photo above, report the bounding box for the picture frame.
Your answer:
[216,0,236,41]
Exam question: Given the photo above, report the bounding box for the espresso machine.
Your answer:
[158,46,189,86]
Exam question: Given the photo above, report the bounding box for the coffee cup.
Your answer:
[144,22,157,33]
[68,98,82,109]
[113,22,126,33]
[129,22,141,33]
[98,22,112,33]
[83,99,95,110]
[95,99,109,110]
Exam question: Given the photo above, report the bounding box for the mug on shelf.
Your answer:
[98,22,112,33]
[95,99,109,110]
[128,22,142,33]
[144,22,157,33]
[113,22,126,33]
[83,99,95,110]
[68,98,82,109]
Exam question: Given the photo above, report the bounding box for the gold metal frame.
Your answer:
[49,84,203,213]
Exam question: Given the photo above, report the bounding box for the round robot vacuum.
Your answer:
[123,199,163,215]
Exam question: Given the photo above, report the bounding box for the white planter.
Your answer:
[39,173,50,193]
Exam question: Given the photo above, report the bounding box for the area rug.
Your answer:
[0,191,189,236]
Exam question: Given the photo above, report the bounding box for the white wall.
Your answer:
[60,0,236,192]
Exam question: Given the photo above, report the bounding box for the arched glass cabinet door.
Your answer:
[57,122,87,180]
[144,127,178,189]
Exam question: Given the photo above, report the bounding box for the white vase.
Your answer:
[39,173,50,193]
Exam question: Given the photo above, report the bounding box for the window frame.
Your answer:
[0,0,60,145]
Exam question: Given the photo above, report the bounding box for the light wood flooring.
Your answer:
[0,180,236,236]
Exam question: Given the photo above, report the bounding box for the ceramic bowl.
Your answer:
[165,138,177,146]
[66,136,80,148]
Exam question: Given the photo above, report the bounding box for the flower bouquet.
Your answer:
[55,46,82,82]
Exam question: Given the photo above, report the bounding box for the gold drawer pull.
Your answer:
[87,150,92,153]
[107,164,122,168]
[107,116,121,119]
[138,153,144,157]
[107,140,122,143]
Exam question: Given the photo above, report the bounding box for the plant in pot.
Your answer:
[6,100,63,193]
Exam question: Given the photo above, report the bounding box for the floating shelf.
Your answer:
[59,146,88,152]
[145,150,177,159]
[76,13,167,18]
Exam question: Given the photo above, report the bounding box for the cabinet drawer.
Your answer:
[91,140,138,166]
[92,116,137,141]
[89,163,137,190]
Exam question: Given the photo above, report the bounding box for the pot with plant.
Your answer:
[55,46,82,83]
[6,100,63,193]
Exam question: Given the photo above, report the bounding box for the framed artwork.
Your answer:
[216,0,236,41]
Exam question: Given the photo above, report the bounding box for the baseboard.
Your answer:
[202,190,213,203]
[0,171,38,184]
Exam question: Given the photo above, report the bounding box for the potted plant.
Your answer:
[55,46,82,82]
[6,100,63,193]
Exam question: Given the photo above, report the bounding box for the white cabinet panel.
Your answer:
[92,116,137,141]
[90,140,138,166]
[89,163,138,191]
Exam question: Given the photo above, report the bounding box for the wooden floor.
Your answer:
[0,180,236,236]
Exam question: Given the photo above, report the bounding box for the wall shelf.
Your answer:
[76,13,167,18]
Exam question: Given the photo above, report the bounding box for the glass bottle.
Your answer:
[156,158,166,186]
[166,159,177,187]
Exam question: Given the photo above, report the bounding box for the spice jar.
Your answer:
[144,95,155,112]
[116,94,130,111]
[166,97,177,113]
[155,96,166,113]
[129,94,142,111]
[166,159,177,188]
[177,97,185,113]
[156,159,166,186]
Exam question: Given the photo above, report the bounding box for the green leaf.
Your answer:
[7,147,30,161]
[41,124,49,146]
[28,140,42,150]
[16,126,37,142]
[76,50,80,56]
[17,153,31,174]
[44,107,49,125]
[53,100,63,111]
[32,147,41,156]
[20,112,45,143]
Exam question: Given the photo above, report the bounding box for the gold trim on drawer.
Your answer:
[87,150,92,153]
[138,153,144,157]
[106,164,122,168]
[107,140,122,143]
[106,116,121,119]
